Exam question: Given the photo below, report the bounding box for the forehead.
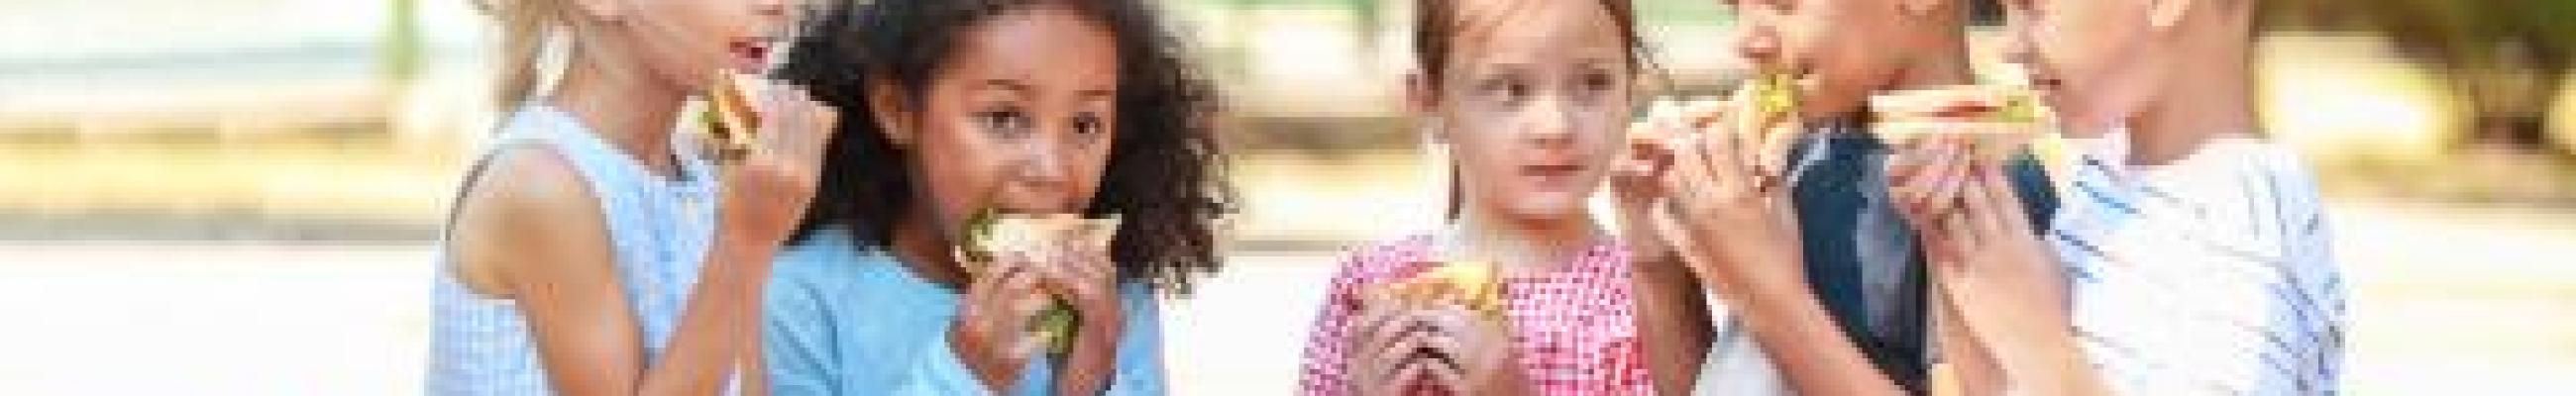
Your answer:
[1445,0,1627,58]
[945,7,1121,86]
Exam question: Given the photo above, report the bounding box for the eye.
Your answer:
[1476,77,1533,104]
[974,109,1032,139]
[1580,69,1620,92]
[1070,113,1108,140]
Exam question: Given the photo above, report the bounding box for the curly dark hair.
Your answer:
[776,0,1234,296]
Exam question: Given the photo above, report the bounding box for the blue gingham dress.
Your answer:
[426,103,721,395]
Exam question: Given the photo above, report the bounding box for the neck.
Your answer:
[1818,40,1975,123]
[549,45,688,177]
[1891,42,1977,89]
[890,207,970,289]
[2125,45,2257,166]
[1447,206,1604,275]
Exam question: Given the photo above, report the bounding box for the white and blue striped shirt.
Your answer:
[2049,132,2347,395]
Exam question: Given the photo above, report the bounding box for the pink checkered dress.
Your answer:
[1297,234,1657,395]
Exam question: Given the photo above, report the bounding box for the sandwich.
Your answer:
[1371,258,1505,382]
[1867,85,2046,160]
[698,72,762,161]
[957,211,1123,354]
[1627,72,1804,183]
[1371,258,1504,322]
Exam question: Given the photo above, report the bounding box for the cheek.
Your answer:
[1070,132,1117,207]
[914,123,1003,226]
[633,7,741,91]
[2043,20,2152,123]
[1577,111,1626,167]
[1445,116,1514,172]
[1806,45,1885,114]
[1438,118,1515,195]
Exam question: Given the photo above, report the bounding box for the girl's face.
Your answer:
[899,7,1123,239]
[592,0,789,95]
[2001,0,2168,130]
[1727,0,1922,117]
[1429,0,1634,223]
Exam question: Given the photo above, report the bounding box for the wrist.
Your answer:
[1055,327,1121,396]
[711,239,780,277]
[1483,361,1532,396]
[949,324,1013,391]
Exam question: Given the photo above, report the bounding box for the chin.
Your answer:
[1497,196,1592,224]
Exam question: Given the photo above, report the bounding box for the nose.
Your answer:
[1010,130,1076,210]
[1523,95,1574,148]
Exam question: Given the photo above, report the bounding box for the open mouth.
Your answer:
[726,39,774,71]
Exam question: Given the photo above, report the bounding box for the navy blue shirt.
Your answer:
[1782,127,2058,394]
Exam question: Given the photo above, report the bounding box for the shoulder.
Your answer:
[449,146,611,295]
[2198,141,2330,246]
[769,230,926,309]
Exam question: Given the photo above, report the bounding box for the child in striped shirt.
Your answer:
[1896,0,2347,394]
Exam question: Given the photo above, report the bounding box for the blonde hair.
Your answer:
[478,0,562,113]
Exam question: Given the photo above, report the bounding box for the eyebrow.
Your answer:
[1074,88,1115,101]
[1467,53,1623,71]
[979,79,1115,102]
[977,79,1030,93]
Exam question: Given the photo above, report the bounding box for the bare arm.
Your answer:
[456,149,772,396]
[1933,284,2005,396]
[741,316,772,396]
[1628,254,1712,395]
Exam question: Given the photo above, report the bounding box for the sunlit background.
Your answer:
[2,0,2571,394]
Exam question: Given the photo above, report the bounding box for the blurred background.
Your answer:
[1,0,2570,394]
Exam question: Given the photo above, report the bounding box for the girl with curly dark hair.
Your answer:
[757,0,1230,394]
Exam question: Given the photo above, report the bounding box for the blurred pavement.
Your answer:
[0,200,2570,395]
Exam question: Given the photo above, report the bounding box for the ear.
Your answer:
[866,76,915,147]
[2148,0,2194,31]
[567,0,626,21]
[1403,71,1449,144]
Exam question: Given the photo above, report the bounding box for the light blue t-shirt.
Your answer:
[763,229,1168,395]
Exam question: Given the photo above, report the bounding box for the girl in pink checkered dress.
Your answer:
[1293,0,1660,394]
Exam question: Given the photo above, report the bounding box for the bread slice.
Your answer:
[698,72,762,160]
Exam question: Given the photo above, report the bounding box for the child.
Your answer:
[756,0,1230,394]
[428,0,833,393]
[1296,0,1657,394]
[1908,0,2347,394]
[1621,0,2060,394]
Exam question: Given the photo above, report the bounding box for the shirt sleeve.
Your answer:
[2066,182,2344,395]
[762,264,842,396]
[1297,251,1375,396]
[1102,283,1170,395]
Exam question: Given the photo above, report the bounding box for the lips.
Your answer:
[1524,163,1581,175]
[726,39,773,71]
[1520,162,1588,190]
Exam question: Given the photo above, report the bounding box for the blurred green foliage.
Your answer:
[2272,0,2575,153]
